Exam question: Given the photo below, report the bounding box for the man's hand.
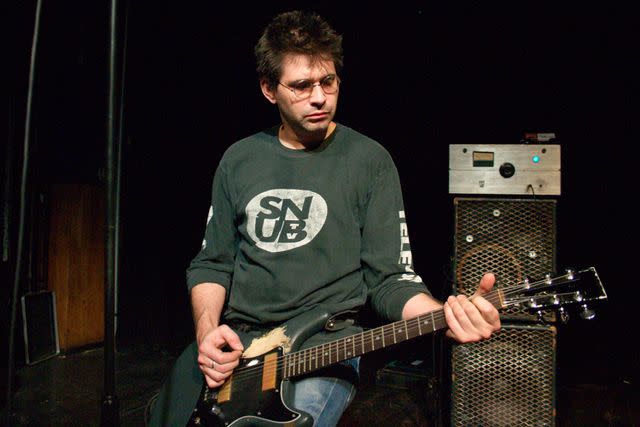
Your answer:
[197,325,244,388]
[444,273,501,343]
[191,283,244,388]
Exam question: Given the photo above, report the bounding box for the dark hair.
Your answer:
[255,11,343,89]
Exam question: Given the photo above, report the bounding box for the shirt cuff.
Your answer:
[186,269,231,293]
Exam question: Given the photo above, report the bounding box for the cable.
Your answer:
[527,183,536,198]
[5,0,43,423]
[143,392,160,427]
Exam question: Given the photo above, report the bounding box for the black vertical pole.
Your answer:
[4,0,42,423]
[101,0,120,424]
[114,0,130,342]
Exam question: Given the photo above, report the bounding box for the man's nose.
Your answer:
[309,83,326,105]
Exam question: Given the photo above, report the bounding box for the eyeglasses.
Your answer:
[278,74,340,99]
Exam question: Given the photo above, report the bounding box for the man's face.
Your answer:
[262,54,339,143]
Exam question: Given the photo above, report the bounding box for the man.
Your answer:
[151,10,500,427]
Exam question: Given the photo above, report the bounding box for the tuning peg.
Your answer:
[536,311,547,323]
[579,304,596,320]
[564,268,576,280]
[558,307,570,324]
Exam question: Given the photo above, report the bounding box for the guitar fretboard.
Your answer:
[282,311,447,378]
[281,289,505,379]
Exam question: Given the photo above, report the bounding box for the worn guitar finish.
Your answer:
[192,346,297,427]
[187,307,334,427]
[187,267,607,426]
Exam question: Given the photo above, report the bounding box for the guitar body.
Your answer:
[188,347,311,427]
[149,306,335,427]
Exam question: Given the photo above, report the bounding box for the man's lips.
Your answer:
[305,112,329,119]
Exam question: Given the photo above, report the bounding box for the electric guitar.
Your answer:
[186,267,607,427]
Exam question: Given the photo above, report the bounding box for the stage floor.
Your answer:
[8,344,639,426]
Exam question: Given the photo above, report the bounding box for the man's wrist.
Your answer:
[401,293,443,320]
[195,311,218,344]
[191,282,226,343]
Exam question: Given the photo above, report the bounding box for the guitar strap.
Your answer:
[325,309,360,331]
[225,308,361,336]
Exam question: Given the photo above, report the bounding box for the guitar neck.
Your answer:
[282,289,504,379]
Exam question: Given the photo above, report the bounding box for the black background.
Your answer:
[6,0,638,395]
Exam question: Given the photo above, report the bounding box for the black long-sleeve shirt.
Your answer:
[187,123,430,337]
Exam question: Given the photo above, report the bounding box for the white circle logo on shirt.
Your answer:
[246,189,328,253]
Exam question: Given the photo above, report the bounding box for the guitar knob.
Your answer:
[580,304,596,320]
[210,405,222,416]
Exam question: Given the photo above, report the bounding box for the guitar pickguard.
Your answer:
[189,347,307,426]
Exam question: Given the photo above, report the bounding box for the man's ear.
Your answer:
[260,79,277,104]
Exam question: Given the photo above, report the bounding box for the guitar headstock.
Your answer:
[500,267,607,322]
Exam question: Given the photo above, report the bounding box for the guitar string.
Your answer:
[209,273,574,387]
[210,316,437,389]
[213,273,571,386]
[217,294,514,389]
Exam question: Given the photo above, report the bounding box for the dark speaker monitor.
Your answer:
[453,197,557,321]
[450,197,558,426]
[451,324,557,426]
[21,290,60,365]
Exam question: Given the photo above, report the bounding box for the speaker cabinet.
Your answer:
[453,197,556,321]
[450,197,558,426]
[451,324,557,427]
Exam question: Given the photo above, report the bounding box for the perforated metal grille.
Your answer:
[451,325,556,427]
[453,198,556,320]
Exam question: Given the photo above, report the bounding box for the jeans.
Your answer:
[291,357,360,427]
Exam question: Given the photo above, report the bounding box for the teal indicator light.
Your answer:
[532,155,541,163]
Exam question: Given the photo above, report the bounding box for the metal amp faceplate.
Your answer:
[449,144,561,195]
